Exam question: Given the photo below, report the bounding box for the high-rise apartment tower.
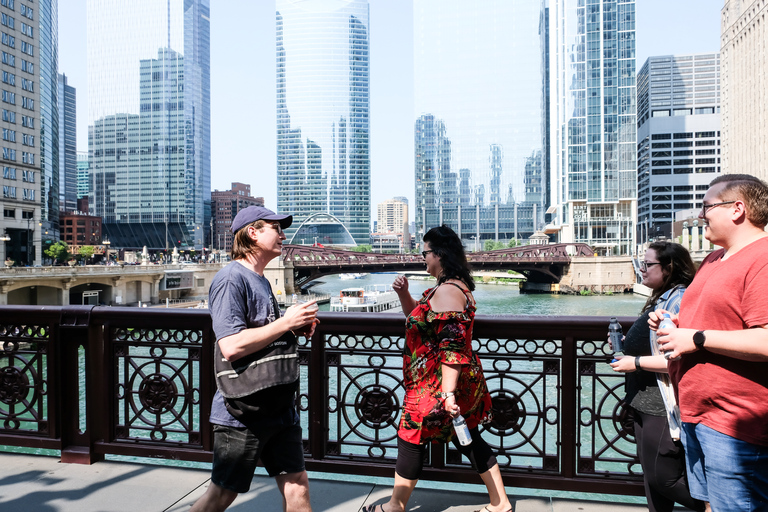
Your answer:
[276,0,370,246]
[549,0,637,255]
[0,0,57,266]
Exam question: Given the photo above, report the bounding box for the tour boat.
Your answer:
[329,284,400,313]
[339,273,367,280]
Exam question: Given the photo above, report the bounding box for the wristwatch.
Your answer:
[440,391,455,399]
[693,330,706,350]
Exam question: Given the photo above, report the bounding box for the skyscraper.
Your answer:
[57,73,76,213]
[76,150,88,200]
[413,0,547,246]
[721,0,768,180]
[549,0,637,255]
[87,0,210,250]
[1,0,56,266]
[38,0,58,248]
[636,54,721,244]
[276,0,370,245]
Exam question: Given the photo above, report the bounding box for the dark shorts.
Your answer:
[211,407,305,494]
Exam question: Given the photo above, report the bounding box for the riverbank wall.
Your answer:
[521,256,636,295]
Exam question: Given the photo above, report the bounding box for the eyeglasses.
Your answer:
[639,261,661,272]
[701,200,736,214]
[266,223,283,235]
[421,250,434,258]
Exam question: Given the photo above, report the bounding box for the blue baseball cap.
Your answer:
[230,206,293,234]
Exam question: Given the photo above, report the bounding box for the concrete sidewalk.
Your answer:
[0,452,652,512]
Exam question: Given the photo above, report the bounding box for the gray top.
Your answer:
[207,261,286,427]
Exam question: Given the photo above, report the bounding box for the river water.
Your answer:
[308,272,646,317]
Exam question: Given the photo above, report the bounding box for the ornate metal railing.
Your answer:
[0,306,642,495]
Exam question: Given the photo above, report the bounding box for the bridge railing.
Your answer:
[0,306,643,495]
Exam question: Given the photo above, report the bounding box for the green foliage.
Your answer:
[44,241,70,264]
[352,244,372,253]
[78,245,95,261]
[579,288,593,296]
[483,239,522,251]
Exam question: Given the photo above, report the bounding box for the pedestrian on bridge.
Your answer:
[610,241,703,512]
[191,206,318,512]
[364,225,512,512]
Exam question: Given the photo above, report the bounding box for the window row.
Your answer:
[2,186,35,200]
[1,12,14,29]
[2,166,33,182]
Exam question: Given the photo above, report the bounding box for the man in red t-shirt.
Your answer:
[653,174,768,511]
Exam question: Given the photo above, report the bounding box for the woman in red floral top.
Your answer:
[364,225,512,512]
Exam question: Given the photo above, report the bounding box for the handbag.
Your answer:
[213,292,299,399]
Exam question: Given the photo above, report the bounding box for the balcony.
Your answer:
[0,306,643,496]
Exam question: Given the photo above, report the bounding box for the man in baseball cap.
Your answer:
[230,205,293,234]
[192,205,316,512]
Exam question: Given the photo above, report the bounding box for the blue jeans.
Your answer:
[682,422,768,511]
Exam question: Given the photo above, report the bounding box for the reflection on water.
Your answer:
[310,272,645,317]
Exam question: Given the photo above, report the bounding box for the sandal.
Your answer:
[362,504,386,512]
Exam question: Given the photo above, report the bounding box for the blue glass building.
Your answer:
[276,0,370,246]
[57,73,75,213]
[414,0,548,246]
[39,0,58,244]
[87,0,210,250]
[549,0,637,255]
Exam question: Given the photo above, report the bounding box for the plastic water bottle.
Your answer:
[609,317,623,354]
[659,313,678,360]
[452,415,472,446]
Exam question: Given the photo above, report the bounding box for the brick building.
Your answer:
[211,183,263,254]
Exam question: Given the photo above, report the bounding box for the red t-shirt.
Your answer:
[670,236,768,446]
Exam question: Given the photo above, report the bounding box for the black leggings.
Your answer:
[395,428,497,480]
[632,408,705,512]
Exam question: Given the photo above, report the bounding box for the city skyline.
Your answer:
[86,0,211,250]
[59,0,722,224]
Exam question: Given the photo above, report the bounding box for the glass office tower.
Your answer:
[276,0,370,245]
[549,0,636,255]
[58,73,76,213]
[87,0,210,250]
[39,0,59,245]
[414,0,548,246]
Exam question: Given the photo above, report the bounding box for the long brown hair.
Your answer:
[230,220,266,261]
[642,241,696,312]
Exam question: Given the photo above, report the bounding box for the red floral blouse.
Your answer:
[398,283,493,444]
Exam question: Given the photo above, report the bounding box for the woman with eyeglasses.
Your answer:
[363,225,511,512]
[610,241,704,512]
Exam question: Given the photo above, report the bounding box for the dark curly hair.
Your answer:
[423,225,475,291]
[642,241,696,312]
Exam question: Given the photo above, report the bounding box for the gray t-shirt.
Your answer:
[207,261,294,427]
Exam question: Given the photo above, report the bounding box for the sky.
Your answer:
[58,0,723,220]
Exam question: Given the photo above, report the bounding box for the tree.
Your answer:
[78,245,95,263]
[352,244,372,253]
[45,241,70,265]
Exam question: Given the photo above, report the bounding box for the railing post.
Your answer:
[308,326,327,461]
[58,305,104,464]
[561,333,577,479]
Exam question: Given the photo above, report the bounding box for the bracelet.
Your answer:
[440,391,455,399]
[634,356,641,370]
